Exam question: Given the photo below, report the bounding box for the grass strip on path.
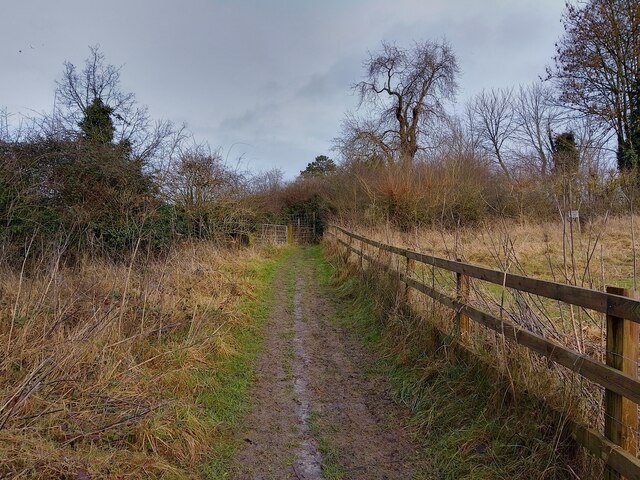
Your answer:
[200,246,295,478]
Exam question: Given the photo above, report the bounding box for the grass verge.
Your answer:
[311,243,586,480]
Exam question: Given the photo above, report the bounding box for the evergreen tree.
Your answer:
[300,155,337,178]
[552,132,580,177]
[78,97,114,143]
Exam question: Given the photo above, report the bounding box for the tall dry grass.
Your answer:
[341,215,640,462]
[0,241,268,477]
[357,215,636,288]
[324,237,592,478]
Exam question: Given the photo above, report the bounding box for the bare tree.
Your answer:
[168,146,247,237]
[550,0,640,170]
[351,40,459,165]
[514,83,564,176]
[472,88,517,178]
[569,115,611,174]
[56,46,135,134]
[426,112,484,163]
[250,168,285,194]
[55,45,171,161]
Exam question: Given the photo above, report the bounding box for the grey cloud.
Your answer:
[1,0,567,178]
[297,57,361,101]
[218,102,284,137]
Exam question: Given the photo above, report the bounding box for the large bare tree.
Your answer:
[472,88,517,178]
[167,147,247,237]
[550,0,640,170]
[352,40,459,165]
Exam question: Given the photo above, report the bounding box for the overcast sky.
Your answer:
[2,0,566,178]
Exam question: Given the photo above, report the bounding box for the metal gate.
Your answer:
[256,213,321,245]
[287,213,318,244]
[257,224,288,244]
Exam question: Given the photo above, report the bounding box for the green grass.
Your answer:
[309,243,578,480]
[309,410,345,480]
[199,246,295,479]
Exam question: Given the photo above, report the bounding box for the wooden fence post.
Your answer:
[405,256,415,304]
[287,223,293,244]
[456,260,470,343]
[605,286,639,480]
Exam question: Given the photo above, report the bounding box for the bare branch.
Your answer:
[349,39,459,165]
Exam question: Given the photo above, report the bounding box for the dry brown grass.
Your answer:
[0,241,274,478]
[342,215,640,458]
[355,215,637,289]
[323,238,594,478]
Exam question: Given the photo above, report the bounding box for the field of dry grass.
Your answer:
[355,214,638,290]
[0,242,284,478]
[351,215,638,346]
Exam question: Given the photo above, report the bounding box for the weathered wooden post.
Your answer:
[456,259,470,343]
[604,286,639,480]
[405,256,415,304]
[287,223,293,244]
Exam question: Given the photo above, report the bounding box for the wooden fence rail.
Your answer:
[327,225,640,480]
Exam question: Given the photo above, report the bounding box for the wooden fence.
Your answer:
[327,224,640,480]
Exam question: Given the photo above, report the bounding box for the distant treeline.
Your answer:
[3,0,640,261]
[0,48,334,264]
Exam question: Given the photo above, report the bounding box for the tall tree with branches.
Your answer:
[352,40,459,165]
[56,46,144,141]
[514,83,564,176]
[550,0,640,171]
[472,88,517,179]
[55,45,175,163]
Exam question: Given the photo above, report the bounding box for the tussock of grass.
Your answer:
[319,241,594,479]
[0,241,290,478]
[309,410,345,480]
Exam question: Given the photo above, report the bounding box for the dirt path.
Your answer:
[230,247,431,479]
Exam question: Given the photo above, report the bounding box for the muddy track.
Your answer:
[230,247,431,479]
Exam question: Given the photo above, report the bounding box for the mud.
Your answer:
[231,248,431,479]
[230,258,300,480]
